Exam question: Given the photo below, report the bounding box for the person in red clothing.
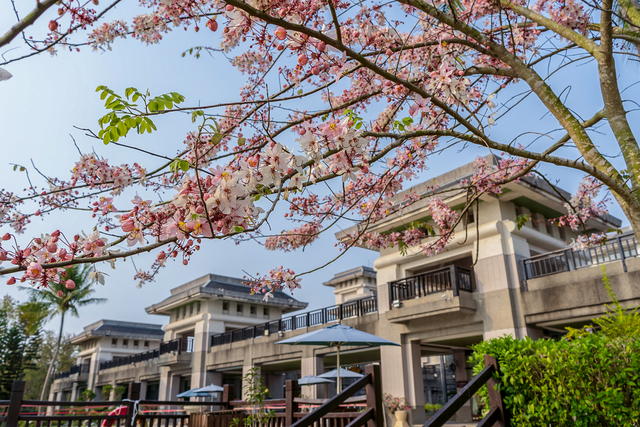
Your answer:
[101,406,127,427]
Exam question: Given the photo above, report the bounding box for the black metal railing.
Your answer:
[210,295,378,348]
[54,363,90,380]
[99,348,161,371]
[98,337,191,372]
[522,232,638,281]
[388,265,473,307]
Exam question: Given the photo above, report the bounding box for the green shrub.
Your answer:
[424,403,442,412]
[471,334,640,426]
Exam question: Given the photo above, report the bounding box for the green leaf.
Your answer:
[233,226,245,233]
[179,160,190,172]
[238,137,246,146]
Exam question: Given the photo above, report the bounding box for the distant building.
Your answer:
[52,157,639,424]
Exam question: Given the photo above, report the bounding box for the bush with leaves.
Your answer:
[471,266,640,426]
[231,368,274,427]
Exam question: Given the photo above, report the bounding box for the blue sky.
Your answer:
[0,1,636,334]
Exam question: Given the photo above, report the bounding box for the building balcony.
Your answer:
[210,295,378,348]
[386,266,476,323]
[54,363,90,382]
[521,232,640,327]
[156,337,193,366]
[522,232,638,281]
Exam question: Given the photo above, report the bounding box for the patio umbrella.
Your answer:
[318,368,364,379]
[298,375,336,386]
[196,384,224,393]
[276,324,399,392]
[177,389,210,398]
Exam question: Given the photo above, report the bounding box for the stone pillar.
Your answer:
[301,352,324,398]
[139,380,148,400]
[241,365,259,400]
[159,366,171,401]
[169,374,181,400]
[72,382,81,401]
[450,351,472,422]
[403,341,425,426]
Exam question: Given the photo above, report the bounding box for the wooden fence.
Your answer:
[2,360,506,427]
[424,355,509,427]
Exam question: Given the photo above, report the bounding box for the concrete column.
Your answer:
[404,341,425,426]
[301,352,324,398]
[168,374,181,400]
[159,366,171,401]
[191,314,211,389]
[139,380,148,400]
[451,351,472,422]
[380,344,405,394]
[70,382,79,401]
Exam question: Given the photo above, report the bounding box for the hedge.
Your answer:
[471,334,640,426]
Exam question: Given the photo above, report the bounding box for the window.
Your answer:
[183,306,187,318]
[222,301,230,314]
[112,338,118,347]
[144,341,149,347]
[250,305,257,317]
[196,301,201,313]
[133,340,139,347]
[175,309,180,320]
[190,304,194,316]
[237,303,243,315]
[263,307,269,317]
[123,339,129,347]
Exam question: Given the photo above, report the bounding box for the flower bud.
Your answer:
[65,279,76,290]
[7,277,16,285]
[207,20,218,32]
[57,290,64,297]
[48,20,59,31]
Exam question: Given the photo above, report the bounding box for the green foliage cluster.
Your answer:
[23,331,77,399]
[79,388,97,401]
[565,265,640,340]
[471,334,640,426]
[231,367,274,427]
[95,85,184,145]
[0,296,42,399]
[424,403,442,412]
[471,266,640,426]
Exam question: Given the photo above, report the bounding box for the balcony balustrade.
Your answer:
[521,233,638,282]
[210,295,378,348]
[388,265,473,308]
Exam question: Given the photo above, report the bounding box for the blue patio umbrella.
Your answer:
[177,389,210,398]
[298,375,336,386]
[276,324,399,392]
[318,368,364,379]
[196,384,224,393]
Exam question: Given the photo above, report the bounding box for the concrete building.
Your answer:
[51,157,640,424]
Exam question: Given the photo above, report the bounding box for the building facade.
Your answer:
[51,157,640,424]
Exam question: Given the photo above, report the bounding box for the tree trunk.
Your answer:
[40,312,65,401]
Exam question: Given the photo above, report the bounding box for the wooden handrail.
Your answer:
[344,408,373,427]
[293,396,367,405]
[21,400,130,407]
[424,365,494,427]
[424,355,509,427]
[290,374,371,427]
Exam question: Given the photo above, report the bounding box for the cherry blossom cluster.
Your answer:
[245,266,301,301]
[462,156,531,195]
[264,222,322,251]
[558,177,609,231]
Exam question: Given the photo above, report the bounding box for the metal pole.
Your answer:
[337,344,341,394]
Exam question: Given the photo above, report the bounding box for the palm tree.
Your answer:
[23,265,106,400]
